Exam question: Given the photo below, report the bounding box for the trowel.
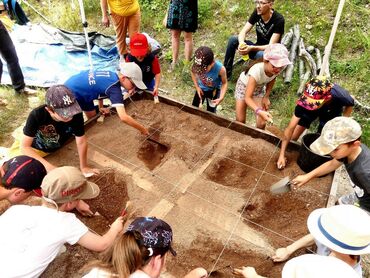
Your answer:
[270,176,292,195]
[147,137,168,149]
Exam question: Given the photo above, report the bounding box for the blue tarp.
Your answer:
[1,23,161,87]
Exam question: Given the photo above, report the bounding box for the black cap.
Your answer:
[1,156,47,192]
[45,85,82,118]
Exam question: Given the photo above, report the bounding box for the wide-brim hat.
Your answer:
[307,205,370,255]
[41,166,100,204]
[282,254,358,278]
[297,76,333,111]
[120,62,147,90]
[263,43,292,68]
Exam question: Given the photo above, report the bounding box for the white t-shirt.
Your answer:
[238,62,277,97]
[0,205,88,278]
[129,270,152,278]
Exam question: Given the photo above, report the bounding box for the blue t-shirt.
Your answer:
[64,70,123,111]
[197,61,223,91]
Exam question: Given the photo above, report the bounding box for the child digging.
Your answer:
[191,46,227,113]
[126,33,161,102]
[235,43,291,129]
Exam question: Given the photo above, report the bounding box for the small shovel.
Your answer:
[147,137,168,149]
[270,176,292,195]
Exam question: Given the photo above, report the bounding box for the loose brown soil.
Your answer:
[6,99,333,277]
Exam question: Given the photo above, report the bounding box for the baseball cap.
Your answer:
[46,85,82,118]
[310,117,362,155]
[192,46,214,75]
[263,43,291,68]
[282,254,357,278]
[307,205,370,255]
[127,217,177,256]
[41,166,100,204]
[130,33,149,57]
[296,76,333,111]
[1,155,47,192]
[120,62,147,90]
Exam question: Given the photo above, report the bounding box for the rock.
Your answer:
[305,24,313,30]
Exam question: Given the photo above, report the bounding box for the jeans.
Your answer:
[192,89,220,113]
[223,35,264,79]
[0,21,25,91]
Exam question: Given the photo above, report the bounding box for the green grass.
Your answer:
[1,0,369,146]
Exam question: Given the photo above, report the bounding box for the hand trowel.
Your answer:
[270,176,292,195]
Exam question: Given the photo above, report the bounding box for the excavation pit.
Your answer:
[21,94,333,277]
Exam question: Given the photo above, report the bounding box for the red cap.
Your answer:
[130,33,149,57]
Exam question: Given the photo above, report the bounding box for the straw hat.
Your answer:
[282,254,357,278]
[307,205,370,255]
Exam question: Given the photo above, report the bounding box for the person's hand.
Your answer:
[111,216,124,233]
[184,267,207,278]
[101,16,110,27]
[233,266,262,278]
[141,127,150,136]
[277,155,287,169]
[76,200,94,217]
[238,43,250,55]
[212,98,223,106]
[153,88,159,97]
[272,247,292,262]
[291,174,310,189]
[81,167,100,178]
[258,110,273,123]
[99,107,111,116]
[262,96,271,111]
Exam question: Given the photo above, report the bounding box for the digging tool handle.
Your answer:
[147,137,167,148]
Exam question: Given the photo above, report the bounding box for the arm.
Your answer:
[244,76,272,122]
[292,159,342,188]
[20,135,56,172]
[343,105,353,117]
[233,267,266,278]
[272,234,315,262]
[115,106,149,135]
[247,33,282,52]
[75,135,99,176]
[212,67,228,106]
[77,216,124,252]
[262,78,276,110]
[153,73,161,96]
[191,71,203,100]
[100,0,110,27]
[277,115,301,169]
[238,22,254,44]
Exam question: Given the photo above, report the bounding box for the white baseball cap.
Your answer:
[120,62,147,90]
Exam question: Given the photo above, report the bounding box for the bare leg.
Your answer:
[184,31,193,61]
[171,29,181,67]
[235,99,247,123]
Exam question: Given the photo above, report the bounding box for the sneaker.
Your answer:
[15,87,38,96]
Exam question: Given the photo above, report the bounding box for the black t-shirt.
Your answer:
[248,9,285,45]
[126,53,160,85]
[345,144,370,211]
[294,84,354,128]
[23,105,85,152]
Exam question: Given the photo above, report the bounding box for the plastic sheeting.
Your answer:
[0,23,161,87]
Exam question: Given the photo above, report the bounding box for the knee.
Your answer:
[184,32,193,42]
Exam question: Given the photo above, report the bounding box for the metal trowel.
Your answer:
[270,176,292,195]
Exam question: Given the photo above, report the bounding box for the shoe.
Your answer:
[15,87,38,96]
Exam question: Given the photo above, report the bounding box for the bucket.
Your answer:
[297,133,332,173]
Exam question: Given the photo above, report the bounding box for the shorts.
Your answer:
[234,77,266,100]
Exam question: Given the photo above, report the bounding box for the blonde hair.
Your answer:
[81,231,166,277]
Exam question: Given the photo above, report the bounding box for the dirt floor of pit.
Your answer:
[1,99,333,278]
